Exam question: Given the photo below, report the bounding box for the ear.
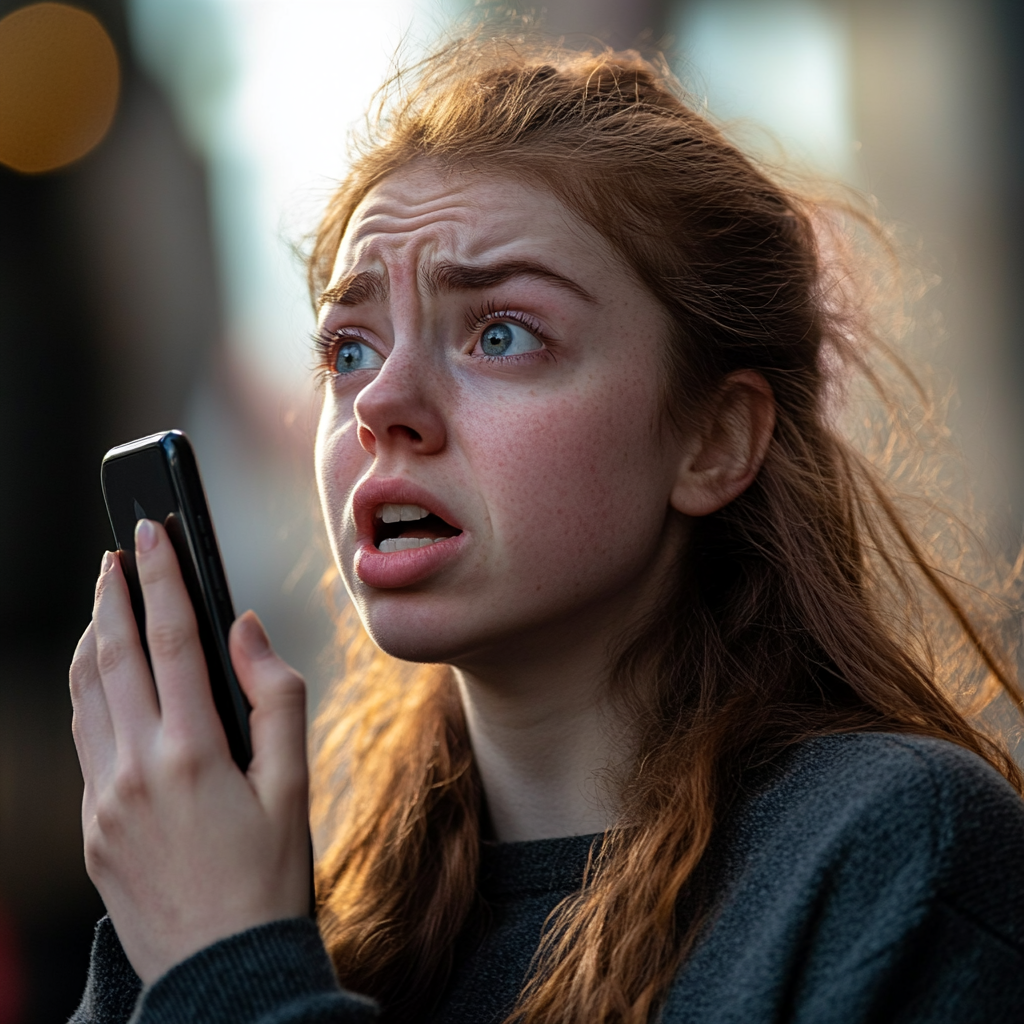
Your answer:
[670,370,776,517]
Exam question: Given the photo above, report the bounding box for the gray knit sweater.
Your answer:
[71,733,1024,1023]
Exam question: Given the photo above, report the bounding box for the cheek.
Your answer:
[465,371,668,583]
[314,396,364,544]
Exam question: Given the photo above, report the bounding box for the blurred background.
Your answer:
[1,0,1023,1018]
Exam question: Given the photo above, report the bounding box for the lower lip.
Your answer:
[354,534,466,589]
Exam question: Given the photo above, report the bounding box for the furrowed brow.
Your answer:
[318,268,389,309]
[423,260,597,303]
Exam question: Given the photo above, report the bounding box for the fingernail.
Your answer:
[100,551,114,575]
[136,518,157,553]
[237,612,271,658]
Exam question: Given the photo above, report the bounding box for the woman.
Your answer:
[70,36,1024,1024]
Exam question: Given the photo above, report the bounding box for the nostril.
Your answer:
[389,425,422,443]
[357,426,376,454]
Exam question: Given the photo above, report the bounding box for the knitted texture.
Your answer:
[70,917,141,1024]
[74,734,1024,1024]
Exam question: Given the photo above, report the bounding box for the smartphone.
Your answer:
[101,430,253,769]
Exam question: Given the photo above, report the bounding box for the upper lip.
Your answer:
[351,476,464,545]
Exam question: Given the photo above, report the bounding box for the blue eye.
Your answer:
[479,321,543,357]
[334,339,383,374]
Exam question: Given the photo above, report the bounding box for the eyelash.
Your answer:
[311,328,364,386]
[464,300,548,360]
[312,302,548,381]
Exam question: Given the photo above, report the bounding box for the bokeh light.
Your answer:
[0,2,119,174]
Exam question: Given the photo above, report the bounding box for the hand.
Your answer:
[70,519,311,984]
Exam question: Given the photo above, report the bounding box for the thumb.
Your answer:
[229,611,308,815]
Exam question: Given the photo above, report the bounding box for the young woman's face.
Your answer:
[315,163,689,669]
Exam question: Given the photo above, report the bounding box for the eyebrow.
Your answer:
[318,269,389,309]
[317,259,596,309]
[423,260,596,303]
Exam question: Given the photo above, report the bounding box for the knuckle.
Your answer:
[277,669,307,704]
[259,668,307,715]
[93,793,123,838]
[71,710,87,750]
[111,760,148,804]
[146,619,193,661]
[83,831,108,875]
[95,634,130,677]
[69,655,95,703]
[83,821,117,882]
[162,739,212,784]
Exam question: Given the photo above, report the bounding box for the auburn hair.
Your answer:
[308,33,1024,1024]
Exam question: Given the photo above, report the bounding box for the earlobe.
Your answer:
[669,371,775,517]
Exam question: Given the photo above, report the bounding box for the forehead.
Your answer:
[327,162,620,287]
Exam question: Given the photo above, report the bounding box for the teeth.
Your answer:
[378,536,440,553]
[376,503,430,523]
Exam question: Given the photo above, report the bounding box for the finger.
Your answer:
[230,611,308,815]
[93,550,161,747]
[69,620,116,794]
[134,519,221,748]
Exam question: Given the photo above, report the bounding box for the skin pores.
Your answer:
[314,163,691,680]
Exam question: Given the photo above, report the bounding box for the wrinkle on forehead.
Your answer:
[326,165,627,300]
[345,168,480,249]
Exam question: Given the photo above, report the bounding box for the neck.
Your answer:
[451,515,690,844]
[453,621,631,843]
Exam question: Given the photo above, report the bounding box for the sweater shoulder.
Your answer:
[659,734,1024,1023]
[732,731,1024,945]
[757,731,1024,843]
[768,730,1013,796]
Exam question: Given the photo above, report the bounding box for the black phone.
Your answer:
[101,430,253,769]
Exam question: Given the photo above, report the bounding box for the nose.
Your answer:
[353,346,447,458]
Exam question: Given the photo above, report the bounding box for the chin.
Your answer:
[357,599,476,665]
[367,629,461,665]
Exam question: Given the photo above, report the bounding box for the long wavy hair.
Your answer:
[307,34,1024,1024]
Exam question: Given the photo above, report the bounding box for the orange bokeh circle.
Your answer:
[0,2,120,174]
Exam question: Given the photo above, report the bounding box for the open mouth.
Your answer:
[373,503,462,553]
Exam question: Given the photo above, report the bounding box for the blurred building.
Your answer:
[1,0,1022,1019]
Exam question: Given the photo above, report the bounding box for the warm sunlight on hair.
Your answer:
[306,32,1024,1024]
